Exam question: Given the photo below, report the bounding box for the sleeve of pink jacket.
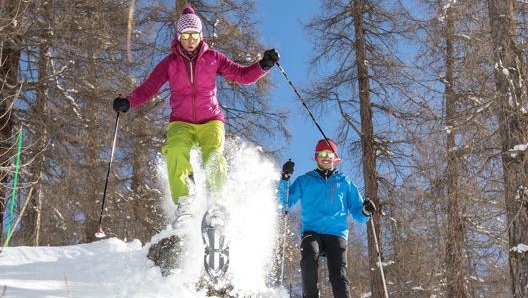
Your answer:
[215,51,268,84]
[127,56,171,109]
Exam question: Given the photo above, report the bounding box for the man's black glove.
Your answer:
[259,49,280,71]
[113,96,130,113]
[281,159,295,181]
[362,198,377,216]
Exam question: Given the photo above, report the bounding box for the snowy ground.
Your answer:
[0,140,291,298]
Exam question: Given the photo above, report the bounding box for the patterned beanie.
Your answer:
[177,6,203,39]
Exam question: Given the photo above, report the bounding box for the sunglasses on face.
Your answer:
[316,151,336,159]
[180,32,201,40]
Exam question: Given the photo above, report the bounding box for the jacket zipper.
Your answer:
[322,174,335,207]
[188,59,196,122]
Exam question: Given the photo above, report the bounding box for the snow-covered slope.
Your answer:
[1,237,289,298]
[1,140,289,298]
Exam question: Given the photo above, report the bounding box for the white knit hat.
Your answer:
[176,6,203,39]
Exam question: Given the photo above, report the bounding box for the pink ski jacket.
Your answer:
[127,39,268,124]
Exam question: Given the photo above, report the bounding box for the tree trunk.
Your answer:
[0,0,22,240]
[487,1,528,297]
[444,6,467,298]
[32,3,52,246]
[83,51,103,244]
[14,0,52,247]
[353,0,386,297]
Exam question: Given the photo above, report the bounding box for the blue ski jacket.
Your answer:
[278,170,369,239]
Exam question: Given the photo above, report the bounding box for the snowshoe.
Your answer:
[195,275,235,297]
[201,205,230,283]
[147,198,193,277]
[147,235,184,277]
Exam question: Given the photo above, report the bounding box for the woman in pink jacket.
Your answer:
[113,6,279,204]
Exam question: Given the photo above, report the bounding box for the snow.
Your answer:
[0,140,290,298]
[511,143,528,152]
[511,243,528,253]
[508,142,528,158]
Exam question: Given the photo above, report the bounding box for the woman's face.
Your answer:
[180,31,201,52]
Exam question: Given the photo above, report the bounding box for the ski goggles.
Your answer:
[316,151,336,159]
[180,32,201,40]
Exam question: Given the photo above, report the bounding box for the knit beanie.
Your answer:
[314,139,340,163]
[176,6,203,39]
[315,139,337,153]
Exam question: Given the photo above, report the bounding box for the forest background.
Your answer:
[1,0,527,297]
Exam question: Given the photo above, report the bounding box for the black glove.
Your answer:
[281,159,295,181]
[113,96,130,113]
[362,198,377,216]
[259,49,280,71]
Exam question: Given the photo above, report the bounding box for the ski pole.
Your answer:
[275,62,337,158]
[369,218,389,298]
[95,112,121,238]
[279,179,291,288]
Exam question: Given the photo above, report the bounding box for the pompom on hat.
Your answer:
[314,138,341,164]
[176,6,203,39]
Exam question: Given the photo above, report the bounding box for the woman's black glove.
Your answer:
[113,97,130,113]
[259,49,280,71]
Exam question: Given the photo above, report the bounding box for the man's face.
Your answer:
[315,150,336,170]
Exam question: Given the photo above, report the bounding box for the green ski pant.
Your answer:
[162,120,227,203]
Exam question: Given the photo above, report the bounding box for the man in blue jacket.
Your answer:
[278,138,376,298]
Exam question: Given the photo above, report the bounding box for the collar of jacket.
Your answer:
[315,167,338,180]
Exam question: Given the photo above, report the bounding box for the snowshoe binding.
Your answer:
[201,205,230,283]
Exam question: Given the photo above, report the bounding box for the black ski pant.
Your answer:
[300,231,350,298]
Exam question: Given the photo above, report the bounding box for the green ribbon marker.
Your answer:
[3,128,23,247]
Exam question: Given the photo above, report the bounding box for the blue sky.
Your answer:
[256,1,339,179]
